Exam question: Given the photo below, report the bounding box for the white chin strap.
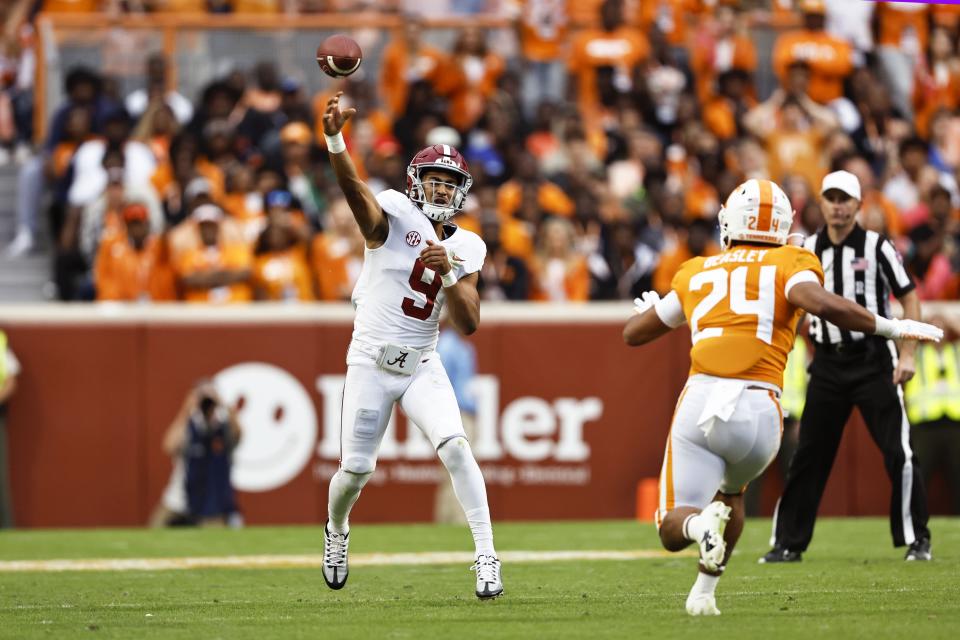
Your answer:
[785,232,806,247]
[422,202,456,222]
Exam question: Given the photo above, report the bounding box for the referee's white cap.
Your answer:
[821,170,861,201]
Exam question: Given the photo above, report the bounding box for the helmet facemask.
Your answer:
[406,144,473,222]
[407,166,472,222]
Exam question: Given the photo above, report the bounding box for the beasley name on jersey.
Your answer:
[671,244,824,388]
[350,190,486,352]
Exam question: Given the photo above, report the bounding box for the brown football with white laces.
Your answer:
[316,35,362,78]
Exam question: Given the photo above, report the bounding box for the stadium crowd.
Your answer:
[0,0,959,303]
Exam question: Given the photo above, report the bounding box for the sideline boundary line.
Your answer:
[0,549,694,573]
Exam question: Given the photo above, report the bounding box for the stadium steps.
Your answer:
[0,163,53,302]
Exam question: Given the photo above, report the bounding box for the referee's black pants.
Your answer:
[773,342,931,551]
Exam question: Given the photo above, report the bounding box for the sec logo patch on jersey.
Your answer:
[406,231,422,247]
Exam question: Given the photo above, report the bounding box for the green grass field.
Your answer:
[0,518,957,639]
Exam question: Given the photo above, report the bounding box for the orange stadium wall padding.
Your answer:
[0,304,938,528]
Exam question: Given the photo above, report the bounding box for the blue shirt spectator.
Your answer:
[437,327,477,415]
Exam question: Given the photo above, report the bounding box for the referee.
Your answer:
[760,170,932,563]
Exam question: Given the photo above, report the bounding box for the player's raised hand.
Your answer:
[420,239,456,274]
[323,91,356,136]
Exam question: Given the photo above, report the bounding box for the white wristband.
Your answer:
[324,132,346,154]
[440,270,458,288]
[873,313,897,339]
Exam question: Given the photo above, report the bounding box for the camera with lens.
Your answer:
[198,394,217,416]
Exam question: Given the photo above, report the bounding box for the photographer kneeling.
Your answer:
[154,379,243,527]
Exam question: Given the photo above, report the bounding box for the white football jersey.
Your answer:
[350,190,486,352]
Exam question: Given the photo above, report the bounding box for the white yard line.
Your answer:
[0,549,692,573]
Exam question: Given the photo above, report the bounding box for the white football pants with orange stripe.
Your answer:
[655,374,784,528]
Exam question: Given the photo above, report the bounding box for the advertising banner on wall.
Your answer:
[1,305,898,527]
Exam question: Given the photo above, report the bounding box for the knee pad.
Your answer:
[341,455,376,476]
[437,436,473,471]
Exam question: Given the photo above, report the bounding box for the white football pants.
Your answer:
[655,375,783,528]
[339,353,466,474]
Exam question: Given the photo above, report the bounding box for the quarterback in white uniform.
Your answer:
[320,91,502,599]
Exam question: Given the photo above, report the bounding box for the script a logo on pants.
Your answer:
[214,362,318,492]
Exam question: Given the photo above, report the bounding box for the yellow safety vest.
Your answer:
[781,336,808,419]
[0,330,7,385]
[904,343,960,424]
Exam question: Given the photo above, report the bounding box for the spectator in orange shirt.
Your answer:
[933,3,960,30]
[914,28,960,140]
[231,0,281,13]
[221,163,266,245]
[567,0,651,125]
[379,17,452,121]
[664,145,719,223]
[702,69,755,142]
[530,217,590,302]
[477,209,531,301]
[310,197,365,301]
[515,0,569,118]
[690,2,756,105]
[167,175,238,266]
[42,0,100,12]
[652,218,720,295]
[443,27,505,133]
[639,0,698,68]
[251,211,314,302]
[94,203,174,302]
[498,151,574,222]
[464,184,529,264]
[153,134,225,226]
[744,62,840,194]
[174,204,253,303]
[876,0,928,120]
[772,0,853,105]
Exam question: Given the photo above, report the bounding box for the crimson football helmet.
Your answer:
[406,144,473,222]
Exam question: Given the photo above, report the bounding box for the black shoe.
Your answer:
[904,538,931,561]
[758,546,802,563]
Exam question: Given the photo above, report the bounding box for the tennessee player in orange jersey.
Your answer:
[623,179,943,617]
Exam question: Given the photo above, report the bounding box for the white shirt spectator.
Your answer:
[825,0,874,59]
[125,90,195,125]
[67,140,157,207]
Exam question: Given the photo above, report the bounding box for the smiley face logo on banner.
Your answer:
[214,362,318,492]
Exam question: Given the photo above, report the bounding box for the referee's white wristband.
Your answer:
[324,132,346,154]
[873,313,897,339]
[440,270,458,288]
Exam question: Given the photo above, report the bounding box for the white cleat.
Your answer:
[5,227,33,258]
[697,501,731,573]
[322,523,349,590]
[686,593,721,616]
[471,554,503,599]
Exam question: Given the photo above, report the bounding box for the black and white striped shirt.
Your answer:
[804,224,915,346]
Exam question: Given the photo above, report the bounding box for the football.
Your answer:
[316,34,363,78]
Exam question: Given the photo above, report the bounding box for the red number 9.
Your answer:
[401,260,442,320]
